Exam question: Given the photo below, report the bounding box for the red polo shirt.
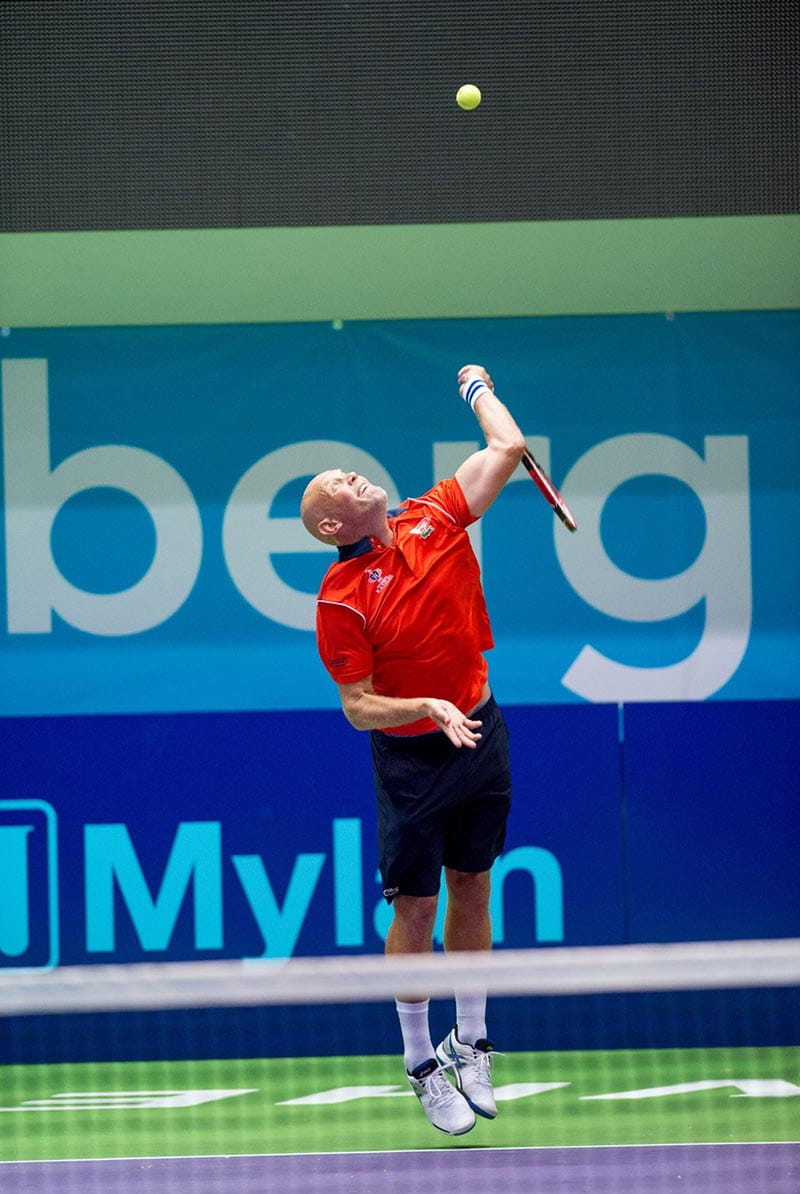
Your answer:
[315,476,493,735]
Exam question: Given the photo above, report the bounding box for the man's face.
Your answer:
[318,469,387,535]
[300,468,389,544]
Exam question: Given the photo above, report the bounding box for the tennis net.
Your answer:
[2,939,799,1193]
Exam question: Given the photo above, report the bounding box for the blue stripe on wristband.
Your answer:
[463,378,491,410]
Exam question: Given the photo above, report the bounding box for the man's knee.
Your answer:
[444,868,491,907]
[391,893,439,935]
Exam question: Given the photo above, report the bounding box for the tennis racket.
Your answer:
[521,447,578,532]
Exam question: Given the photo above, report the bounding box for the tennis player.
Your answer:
[300,364,525,1135]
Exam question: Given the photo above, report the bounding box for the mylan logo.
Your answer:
[0,800,60,970]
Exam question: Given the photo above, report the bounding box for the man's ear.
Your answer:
[318,516,341,539]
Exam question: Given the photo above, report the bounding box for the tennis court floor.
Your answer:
[2,1046,798,1192]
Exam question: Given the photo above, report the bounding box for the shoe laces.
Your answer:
[424,1062,460,1105]
[471,1049,494,1084]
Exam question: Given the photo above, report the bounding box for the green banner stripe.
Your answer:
[1,216,798,328]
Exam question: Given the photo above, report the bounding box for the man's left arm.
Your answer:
[453,364,526,518]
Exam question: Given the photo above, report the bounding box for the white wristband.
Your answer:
[461,377,492,410]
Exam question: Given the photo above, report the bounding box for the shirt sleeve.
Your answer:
[424,475,479,528]
[316,600,374,684]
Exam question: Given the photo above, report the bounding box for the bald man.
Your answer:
[301,364,525,1135]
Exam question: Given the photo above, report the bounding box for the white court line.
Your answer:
[2,1139,797,1165]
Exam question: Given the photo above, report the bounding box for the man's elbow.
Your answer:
[508,431,527,460]
[493,432,526,467]
[343,709,369,731]
[341,696,370,731]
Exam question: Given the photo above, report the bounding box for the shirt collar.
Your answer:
[336,505,407,561]
[337,536,373,561]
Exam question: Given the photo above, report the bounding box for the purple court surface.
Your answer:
[1,1143,798,1193]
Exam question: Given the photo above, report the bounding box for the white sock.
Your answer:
[396,999,435,1072]
[455,991,487,1045]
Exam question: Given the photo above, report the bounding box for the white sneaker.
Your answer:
[407,1057,476,1135]
[436,1028,497,1119]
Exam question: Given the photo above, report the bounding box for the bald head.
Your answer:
[300,471,340,545]
[300,468,390,547]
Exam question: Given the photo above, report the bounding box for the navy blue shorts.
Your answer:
[369,694,512,902]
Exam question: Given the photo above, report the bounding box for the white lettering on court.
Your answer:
[0,1090,258,1112]
[582,1079,800,1100]
[278,1082,571,1105]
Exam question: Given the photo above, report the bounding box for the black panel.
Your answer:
[1,0,797,231]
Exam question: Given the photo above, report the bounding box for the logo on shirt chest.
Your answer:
[365,566,394,594]
[410,516,435,539]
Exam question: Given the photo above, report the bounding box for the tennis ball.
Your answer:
[456,83,481,111]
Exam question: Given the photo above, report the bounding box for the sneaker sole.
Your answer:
[432,1116,476,1136]
[466,1100,497,1120]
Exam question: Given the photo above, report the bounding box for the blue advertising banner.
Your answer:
[624,699,800,944]
[0,703,625,968]
[2,698,797,972]
[2,310,799,717]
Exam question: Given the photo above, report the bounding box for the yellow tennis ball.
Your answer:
[456,84,481,111]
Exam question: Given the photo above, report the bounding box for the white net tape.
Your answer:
[2,938,799,1016]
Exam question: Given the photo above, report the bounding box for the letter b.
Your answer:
[2,358,202,635]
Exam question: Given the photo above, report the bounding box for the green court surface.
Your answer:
[1,1046,797,1163]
